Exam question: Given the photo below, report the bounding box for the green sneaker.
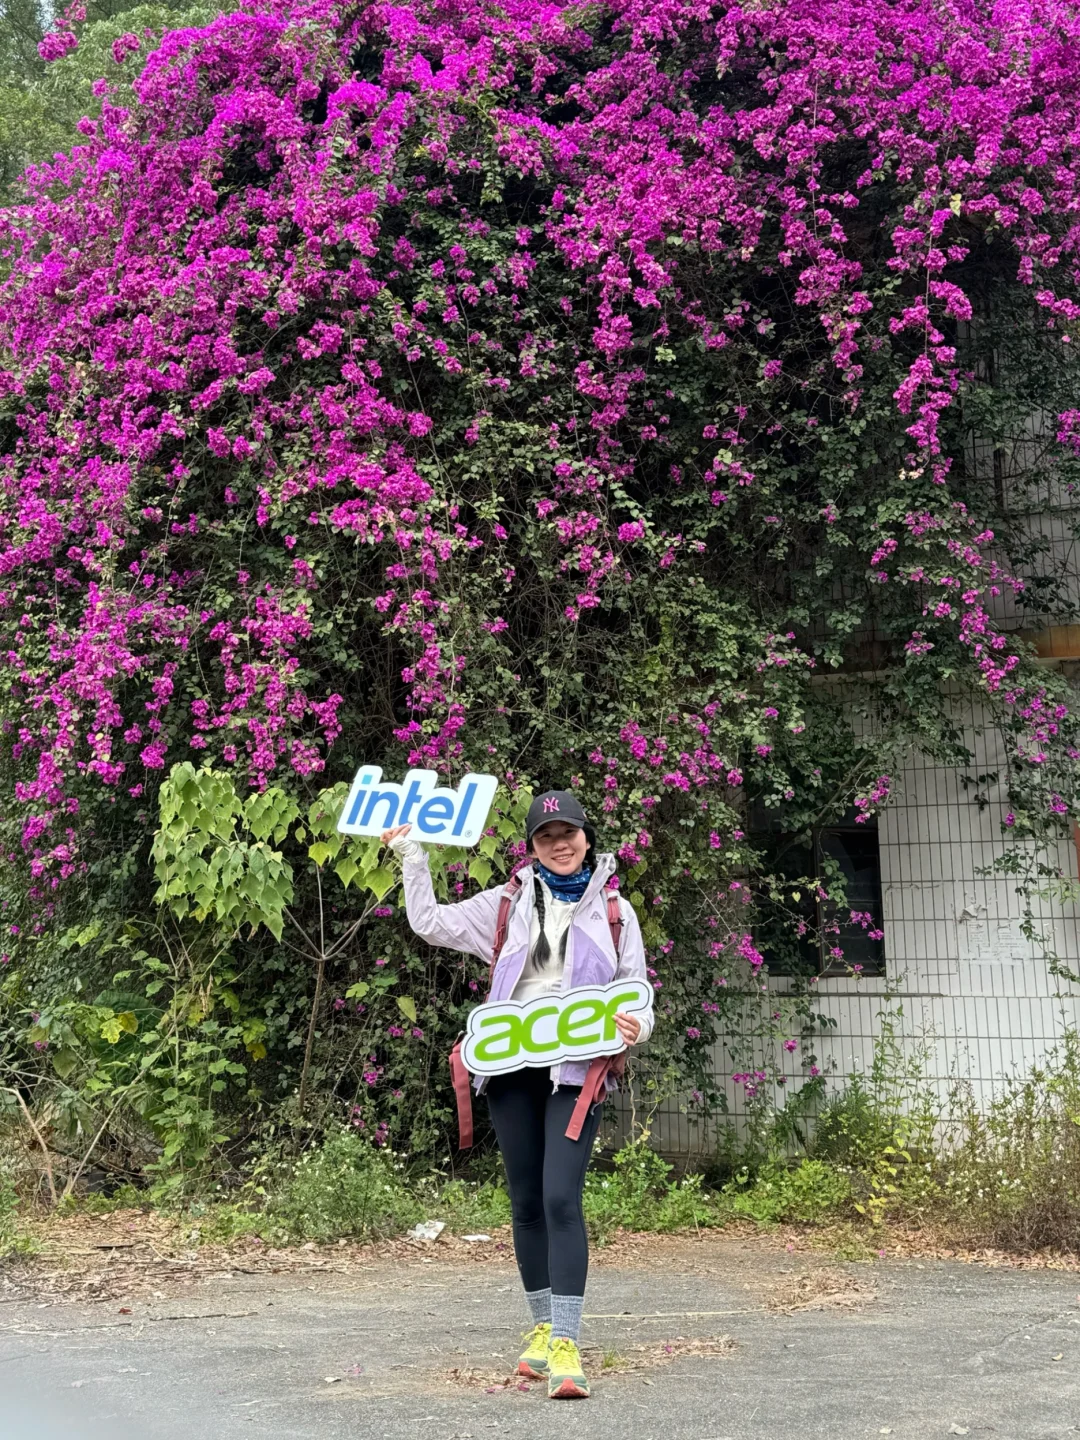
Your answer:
[547,1336,590,1399]
[517,1322,552,1379]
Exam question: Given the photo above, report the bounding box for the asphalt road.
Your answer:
[2,1238,1079,1440]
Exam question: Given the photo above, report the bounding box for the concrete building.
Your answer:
[630,436,1080,1159]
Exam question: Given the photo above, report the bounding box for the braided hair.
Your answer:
[530,876,572,973]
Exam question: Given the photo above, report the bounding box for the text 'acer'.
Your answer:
[460,981,656,1076]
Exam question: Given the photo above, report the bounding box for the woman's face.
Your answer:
[530,821,588,875]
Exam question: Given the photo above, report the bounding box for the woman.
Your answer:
[382,788,652,1400]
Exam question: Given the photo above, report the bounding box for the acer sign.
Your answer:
[460,981,655,1076]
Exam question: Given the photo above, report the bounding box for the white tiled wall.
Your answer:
[619,700,1080,1158]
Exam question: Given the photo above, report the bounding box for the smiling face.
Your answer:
[529,820,589,875]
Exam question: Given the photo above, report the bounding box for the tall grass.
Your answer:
[941,1031,1080,1251]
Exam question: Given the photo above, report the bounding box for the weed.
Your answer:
[0,1160,40,1258]
[584,1136,722,1243]
[722,1158,852,1225]
[412,1176,511,1234]
[818,1223,878,1263]
[939,1031,1080,1251]
[265,1129,423,1243]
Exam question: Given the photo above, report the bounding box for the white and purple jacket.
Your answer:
[400,850,653,1092]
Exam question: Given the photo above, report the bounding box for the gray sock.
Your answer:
[551,1293,584,1342]
[525,1287,552,1325]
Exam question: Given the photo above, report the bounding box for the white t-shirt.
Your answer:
[389,835,575,1001]
[511,877,574,1005]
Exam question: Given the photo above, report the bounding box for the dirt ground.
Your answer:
[3,1213,1080,1439]
[6,1204,1079,1306]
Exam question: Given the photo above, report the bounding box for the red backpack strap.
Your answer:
[605,890,623,957]
[449,1040,475,1148]
[450,873,524,1149]
[564,891,629,1142]
[607,891,628,1080]
[490,874,524,977]
[565,1056,610,1141]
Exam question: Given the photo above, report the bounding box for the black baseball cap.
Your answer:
[525,790,592,845]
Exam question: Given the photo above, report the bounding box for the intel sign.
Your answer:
[337,766,498,846]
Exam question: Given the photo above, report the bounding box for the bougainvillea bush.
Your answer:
[3,0,1080,1173]
[0,0,220,198]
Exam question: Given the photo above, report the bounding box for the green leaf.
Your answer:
[468,856,493,888]
[345,981,370,1001]
[117,1011,139,1035]
[66,918,101,949]
[52,1048,78,1080]
[335,856,359,889]
[364,866,396,902]
[396,995,417,1024]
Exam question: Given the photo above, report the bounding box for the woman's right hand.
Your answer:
[381,823,413,847]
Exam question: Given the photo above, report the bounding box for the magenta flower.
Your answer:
[0,0,1074,961]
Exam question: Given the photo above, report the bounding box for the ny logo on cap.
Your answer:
[542,797,560,813]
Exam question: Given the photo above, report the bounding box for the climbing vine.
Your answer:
[2,0,1080,1169]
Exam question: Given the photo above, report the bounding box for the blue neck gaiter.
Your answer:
[536,860,592,903]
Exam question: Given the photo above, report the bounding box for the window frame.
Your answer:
[749,806,886,979]
[813,815,886,978]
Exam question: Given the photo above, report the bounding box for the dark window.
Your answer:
[816,820,885,976]
[751,809,885,977]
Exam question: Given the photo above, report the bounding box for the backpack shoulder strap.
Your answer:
[452,873,526,1152]
[563,891,631,1134]
[490,873,524,969]
[606,889,623,958]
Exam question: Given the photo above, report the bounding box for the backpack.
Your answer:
[448,873,626,1149]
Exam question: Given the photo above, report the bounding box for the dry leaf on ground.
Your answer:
[765,1268,875,1314]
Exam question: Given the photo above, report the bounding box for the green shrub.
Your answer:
[812,1075,902,1167]
[584,1138,722,1242]
[940,1033,1080,1251]
[184,1202,283,1246]
[422,1177,512,1234]
[723,1158,852,1225]
[266,1130,423,1243]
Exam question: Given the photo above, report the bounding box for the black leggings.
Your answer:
[485,1067,604,1298]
